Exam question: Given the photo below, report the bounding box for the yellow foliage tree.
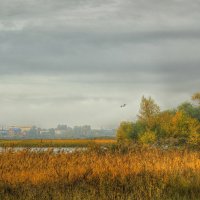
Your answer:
[192,92,200,105]
[137,96,160,130]
[187,133,200,146]
[139,131,157,144]
[156,111,174,137]
[171,111,200,138]
[116,121,135,141]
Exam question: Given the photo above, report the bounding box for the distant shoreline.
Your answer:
[0,138,116,148]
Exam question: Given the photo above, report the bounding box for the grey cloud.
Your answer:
[0,0,112,18]
[0,0,200,128]
[0,93,124,105]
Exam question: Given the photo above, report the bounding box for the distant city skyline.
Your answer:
[0,124,114,130]
[0,0,200,128]
[0,124,115,139]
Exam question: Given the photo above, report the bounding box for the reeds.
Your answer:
[0,147,199,200]
[0,139,116,148]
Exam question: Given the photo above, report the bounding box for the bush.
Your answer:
[116,121,135,141]
[138,131,157,144]
[171,111,200,138]
[187,133,200,147]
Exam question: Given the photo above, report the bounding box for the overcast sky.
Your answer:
[0,0,200,128]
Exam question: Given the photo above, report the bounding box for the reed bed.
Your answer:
[0,147,200,200]
[0,139,116,148]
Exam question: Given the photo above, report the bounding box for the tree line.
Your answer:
[117,92,200,147]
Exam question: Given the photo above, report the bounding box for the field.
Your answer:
[0,146,200,200]
[0,139,116,148]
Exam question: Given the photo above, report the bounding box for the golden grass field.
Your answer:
[0,146,200,200]
[0,139,116,147]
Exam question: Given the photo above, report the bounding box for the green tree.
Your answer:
[139,131,157,144]
[155,111,174,138]
[171,111,200,138]
[116,121,135,141]
[137,96,160,130]
[178,102,200,121]
[133,120,146,136]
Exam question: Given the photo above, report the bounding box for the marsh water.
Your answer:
[0,147,83,153]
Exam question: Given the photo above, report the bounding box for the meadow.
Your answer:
[0,139,116,148]
[0,146,199,200]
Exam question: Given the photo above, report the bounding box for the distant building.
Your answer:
[39,129,50,134]
[19,126,32,132]
[57,124,68,130]
[8,127,21,135]
[55,124,68,135]
[8,126,33,136]
[55,129,64,135]
[0,129,8,135]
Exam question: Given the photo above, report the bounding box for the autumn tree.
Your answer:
[178,102,200,121]
[116,94,200,145]
[192,92,200,105]
[171,111,200,138]
[139,131,157,144]
[156,111,174,138]
[116,121,135,141]
[137,96,160,130]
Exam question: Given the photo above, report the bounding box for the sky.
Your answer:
[0,0,200,129]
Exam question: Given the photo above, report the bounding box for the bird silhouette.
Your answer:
[120,104,126,108]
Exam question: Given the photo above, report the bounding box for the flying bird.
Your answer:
[120,104,126,108]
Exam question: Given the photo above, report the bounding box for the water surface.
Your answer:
[0,147,83,153]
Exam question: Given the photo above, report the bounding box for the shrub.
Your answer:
[116,121,135,141]
[138,131,157,144]
[171,111,200,138]
[187,133,200,147]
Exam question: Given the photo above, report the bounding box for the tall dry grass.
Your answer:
[0,147,200,200]
[0,139,116,148]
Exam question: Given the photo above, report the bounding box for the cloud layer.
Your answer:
[0,0,200,128]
